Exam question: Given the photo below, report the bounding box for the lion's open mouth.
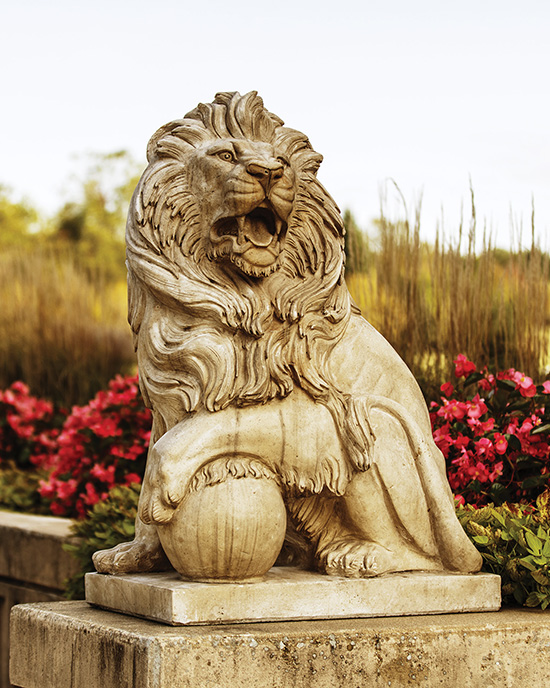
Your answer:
[211,207,286,251]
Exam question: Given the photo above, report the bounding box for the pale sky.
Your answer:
[2,0,549,247]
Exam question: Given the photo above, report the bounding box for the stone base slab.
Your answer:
[85,568,501,625]
[10,601,550,688]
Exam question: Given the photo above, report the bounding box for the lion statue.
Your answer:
[93,91,482,580]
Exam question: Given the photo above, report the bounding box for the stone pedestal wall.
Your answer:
[10,601,550,687]
[0,512,78,688]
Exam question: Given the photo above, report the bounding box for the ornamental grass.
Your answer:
[0,247,134,407]
[345,202,550,399]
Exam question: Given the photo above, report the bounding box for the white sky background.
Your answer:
[1,0,549,248]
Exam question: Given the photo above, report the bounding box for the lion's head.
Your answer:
[126,92,369,466]
[185,136,295,278]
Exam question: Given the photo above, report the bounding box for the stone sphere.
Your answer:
[157,476,287,582]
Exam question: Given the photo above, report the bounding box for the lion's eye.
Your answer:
[218,151,235,163]
[276,156,289,167]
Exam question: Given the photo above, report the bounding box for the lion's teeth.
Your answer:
[236,216,246,243]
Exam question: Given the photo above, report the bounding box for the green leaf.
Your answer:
[497,379,517,391]
[472,535,489,545]
[505,434,522,451]
[530,571,550,586]
[533,557,548,566]
[525,531,543,554]
[491,509,506,527]
[519,557,537,571]
[521,475,547,490]
[489,483,509,505]
[525,591,543,608]
[513,586,526,604]
[531,424,550,436]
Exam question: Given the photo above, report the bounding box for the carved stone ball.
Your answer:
[157,475,287,582]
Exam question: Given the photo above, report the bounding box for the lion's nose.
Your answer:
[246,160,284,189]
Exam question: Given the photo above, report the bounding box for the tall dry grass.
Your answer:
[0,247,134,406]
[346,200,550,398]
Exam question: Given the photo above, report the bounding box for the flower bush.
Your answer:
[0,381,63,471]
[431,355,550,506]
[38,375,151,518]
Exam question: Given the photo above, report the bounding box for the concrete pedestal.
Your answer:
[85,569,501,625]
[10,601,550,687]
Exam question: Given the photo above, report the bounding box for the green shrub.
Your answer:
[457,490,550,609]
[0,465,50,514]
[63,482,140,599]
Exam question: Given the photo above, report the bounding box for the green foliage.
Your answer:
[51,151,143,282]
[458,490,550,609]
[0,465,51,514]
[63,482,140,599]
[0,186,40,249]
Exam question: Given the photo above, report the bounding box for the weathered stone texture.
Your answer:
[10,601,550,688]
[0,512,78,688]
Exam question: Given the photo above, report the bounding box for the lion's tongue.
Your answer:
[237,215,273,247]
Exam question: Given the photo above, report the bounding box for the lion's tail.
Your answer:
[332,394,376,472]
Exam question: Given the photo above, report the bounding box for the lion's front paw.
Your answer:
[92,537,170,574]
[317,539,396,578]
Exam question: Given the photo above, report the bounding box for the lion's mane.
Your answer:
[126,92,372,484]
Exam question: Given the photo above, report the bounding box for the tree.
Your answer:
[0,186,40,249]
[51,151,143,281]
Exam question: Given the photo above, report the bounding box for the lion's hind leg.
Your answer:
[286,494,397,578]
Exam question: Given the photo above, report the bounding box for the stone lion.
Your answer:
[93,91,482,580]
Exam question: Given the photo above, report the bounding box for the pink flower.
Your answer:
[57,479,77,500]
[493,433,508,455]
[488,461,504,482]
[474,437,494,461]
[510,371,537,398]
[466,394,488,420]
[90,464,116,485]
[433,424,451,457]
[478,374,495,392]
[436,398,467,421]
[542,381,550,394]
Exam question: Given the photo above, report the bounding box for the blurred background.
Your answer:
[1,0,549,405]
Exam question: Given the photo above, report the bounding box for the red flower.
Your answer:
[440,382,454,397]
[454,354,476,379]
